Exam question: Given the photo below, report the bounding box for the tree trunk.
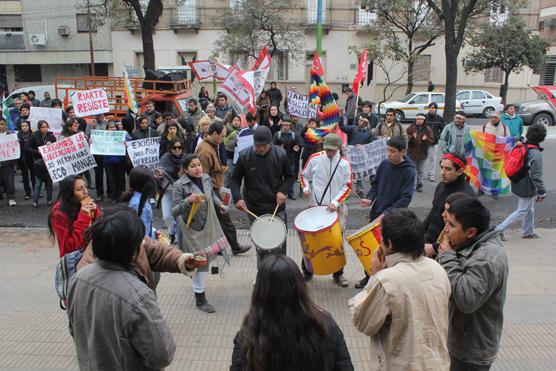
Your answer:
[500,71,510,104]
[406,58,414,95]
[141,24,156,74]
[443,46,459,123]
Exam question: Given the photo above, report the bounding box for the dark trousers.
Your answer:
[93,155,105,197]
[216,208,240,251]
[82,169,92,186]
[105,162,126,201]
[0,165,15,199]
[18,156,35,196]
[450,355,491,371]
[301,258,344,278]
[247,210,287,269]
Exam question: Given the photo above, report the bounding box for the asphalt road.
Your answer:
[1,124,554,230]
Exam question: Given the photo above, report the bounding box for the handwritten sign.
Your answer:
[90,130,127,156]
[286,90,317,119]
[29,107,63,135]
[127,137,160,170]
[346,138,388,180]
[0,134,20,161]
[71,88,110,117]
[39,132,96,183]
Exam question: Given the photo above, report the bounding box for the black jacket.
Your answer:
[273,130,302,166]
[339,121,376,146]
[132,127,157,140]
[230,145,296,215]
[230,312,354,371]
[425,113,444,145]
[423,174,476,243]
[27,131,56,159]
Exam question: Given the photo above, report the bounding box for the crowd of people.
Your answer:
[0,84,550,371]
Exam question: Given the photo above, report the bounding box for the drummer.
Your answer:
[230,126,296,268]
[300,133,353,287]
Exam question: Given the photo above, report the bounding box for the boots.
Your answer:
[194,292,215,313]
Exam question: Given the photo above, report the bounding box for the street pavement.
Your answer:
[0,227,555,370]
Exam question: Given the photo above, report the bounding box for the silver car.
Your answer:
[515,100,555,126]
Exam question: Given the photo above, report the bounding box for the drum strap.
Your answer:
[318,158,342,206]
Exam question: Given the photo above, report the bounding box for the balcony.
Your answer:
[0,31,25,50]
[169,6,200,33]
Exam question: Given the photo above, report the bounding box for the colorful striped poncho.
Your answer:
[305,71,340,143]
[465,131,515,196]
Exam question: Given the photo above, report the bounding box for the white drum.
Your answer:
[249,214,287,253]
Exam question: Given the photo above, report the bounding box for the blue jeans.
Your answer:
[496,196,534,236]
[32,176,53,204]
[161,191,176,236]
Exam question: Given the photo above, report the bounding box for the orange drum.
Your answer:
[347,220,382,276]
[294,206,346,275]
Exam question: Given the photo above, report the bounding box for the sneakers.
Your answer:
[232,245,251,255]
[428,175,435,182]
[194,292,215,313]
[47,200,52,206]
[522,233,540,239]
[500,232,507,241]
[416,185,423,193]
[32,202,38,208]
[8,199,16,207]
[354,275,370,289]
[24,194,31,200]
[333,274,349,288]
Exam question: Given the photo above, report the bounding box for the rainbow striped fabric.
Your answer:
[123,69,139,114]
[465,131,515,196]
[305,70,340,143]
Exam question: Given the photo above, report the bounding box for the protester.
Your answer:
[273,118,302,200]
[206,104,223,124]
[132,115,157,140]
[59,118,81,139]
[300,118,322,168]
[17,120,34,199]
[121,167,157,239]
[231,126,296,268]
[27,90,40,107]
[196,122,250,255]
[39,92,52,107]
[425,102,444,181]
[496,124,547,240]
[9,98,22,124]
[179,119,197,154]
[428,80,435,92]
[223,115,242,186]
[375,108,407,142]
[28,120,56,207]
[144,100,160,128]
[86,114,108,201]
[102,122,130,202]
[407,113,434,192]
[482,111,508,137]
[215,94,233,119]
[357,136,415,288]
[182,98,205,131]
[265,105,283,134]
[439,197,508,370]
[199,86,210,106]
[48,175,100,257]
[66,207,176,370]
[350,209,451,370]
[231,255,354,371]
[159,121,184,158]
[158,112,183,136]
[266,81,283,109]
[14,103,30,131]
[0,119,16,206]
[354,100,379,129]
[343,87,362,126]
[300,133,352,286]
[501,104,523,141]
[172,154,231,313]
[439,111,470,158]
[256,90,271,125]
[66,106,87,132]
[195,115,211,149]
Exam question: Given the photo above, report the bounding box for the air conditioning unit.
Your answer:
[58,26,70,36]
[29,34,47,46]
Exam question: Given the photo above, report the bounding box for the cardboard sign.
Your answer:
[90,130,127,156]
[29,107,64,135]
[345,138,388,180]
[71,88,110,117]
[286,90,317,119]
[0,133,20,161]
[127,137,160,170]
[39,132,96,183]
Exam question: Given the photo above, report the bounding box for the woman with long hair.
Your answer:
[265,105,283,135]
[120,167,157,239]
[28,120,56,207]
[231,255,353,371]
[59,118,80,139]
[159,121,184,157]
[17,120,34,199]
[48,175,100,257]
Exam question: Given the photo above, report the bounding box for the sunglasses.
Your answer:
[171,146,183,150]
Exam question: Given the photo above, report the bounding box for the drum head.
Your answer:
[294,206,338,232]
[250,214,287,250]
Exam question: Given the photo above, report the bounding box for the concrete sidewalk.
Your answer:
[0,228,555,370]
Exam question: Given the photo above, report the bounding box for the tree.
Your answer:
[464,16,548,103]
[213,0,304,63]
[425,0,516,122]
[362,0,443,94]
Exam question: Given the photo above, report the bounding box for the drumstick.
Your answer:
[270,204,280,223]
[245,208,264,222]
[351,188,364,201]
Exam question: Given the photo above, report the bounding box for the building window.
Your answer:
[177,0,197,24]
[490,1,509,25]
[307,0,325,24]
[484,66,503,83]
[414,55,431,81]
[177,51,197,66]
[538,56,556,85]
[14,65,42,82]
[76,14,97,33]
[270,50,288,81]
[357,8,377,26]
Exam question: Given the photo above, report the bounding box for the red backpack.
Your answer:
[505,142,538,183]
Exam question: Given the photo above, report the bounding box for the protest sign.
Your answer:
[0,134,20,161]
[233,133,254,164]
[90,130,127,156]
[346,138,388,180]
[39,132,96,183]
[127,137,160,170]
[286,90,317,119]
[29,107,64,135]
[71,88,110,117]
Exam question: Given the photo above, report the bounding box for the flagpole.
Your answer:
[316,0,323,56]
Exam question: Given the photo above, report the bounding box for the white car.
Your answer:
[376,92,461,121]
[456,90,503,117]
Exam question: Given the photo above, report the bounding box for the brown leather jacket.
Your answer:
[77,237,183,290]
[195,138,225,190]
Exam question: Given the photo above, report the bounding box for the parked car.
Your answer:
[456,90,503,117]
[3,84,74,106]
[375,92,461,122]
[514,87,556,126]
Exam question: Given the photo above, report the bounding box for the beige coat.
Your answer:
[349,253,451,371]
[482,121,508,137]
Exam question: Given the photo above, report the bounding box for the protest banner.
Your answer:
[233,133,254,164]
[286,90,317,119]
[0,133,20,161]
[39,132,96,183]
[29,107,64,135]
[90,130,127,156]
[71,88,110,117]
[252,47,271,97]
[218,66,256,115]
[127,137,160,170]
[346,138,388,180]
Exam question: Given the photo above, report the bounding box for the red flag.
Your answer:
[352,49,368,96]
[311,51,325,77]
[252,46,270,71]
